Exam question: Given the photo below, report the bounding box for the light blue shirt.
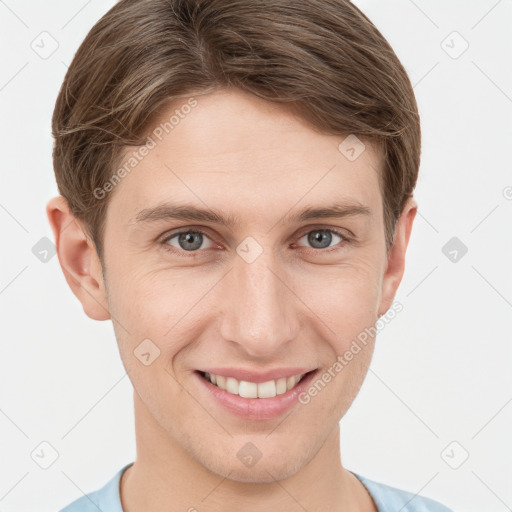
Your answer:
[59,462,454,511]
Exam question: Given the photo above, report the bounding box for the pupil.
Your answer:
[180,232,202,251]
[309,230,331,249]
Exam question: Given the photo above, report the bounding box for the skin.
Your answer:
[47,88,417,512]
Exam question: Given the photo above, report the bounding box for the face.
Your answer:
[49,88,416,484]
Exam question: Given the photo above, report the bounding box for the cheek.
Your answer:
[297,257,382,341]
[107,269,191,416]
[106,265,221,381]
[107,261,181,327]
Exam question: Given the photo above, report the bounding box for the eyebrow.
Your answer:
[131,200,372,228]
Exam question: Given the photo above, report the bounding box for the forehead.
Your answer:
[107,89,383,228]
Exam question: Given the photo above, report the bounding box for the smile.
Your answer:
[194,367,318,420]
[200,371,307,398]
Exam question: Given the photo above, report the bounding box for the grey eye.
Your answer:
[299,229,342,249]
[166,231,212,252]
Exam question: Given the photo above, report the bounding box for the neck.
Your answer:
[120,391,376,512]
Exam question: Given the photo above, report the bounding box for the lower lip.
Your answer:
[194,370,318,420]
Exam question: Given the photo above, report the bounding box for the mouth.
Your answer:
[194,368,319,420]
[197,370,311,398]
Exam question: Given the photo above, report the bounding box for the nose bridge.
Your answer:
[220,244,297,356]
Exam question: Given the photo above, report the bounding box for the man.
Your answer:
[47,0,453,510]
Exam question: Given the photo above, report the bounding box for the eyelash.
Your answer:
[159,226,352,257]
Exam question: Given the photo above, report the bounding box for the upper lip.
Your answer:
[197,367,317,383]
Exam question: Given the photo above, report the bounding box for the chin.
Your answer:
[211,457,302,484]
[193,438,316,484]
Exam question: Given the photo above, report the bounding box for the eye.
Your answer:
[162,229,214,253]
[160,226,350,257]
[296,228,346,251]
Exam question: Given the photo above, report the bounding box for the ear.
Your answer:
[46,195,110,321]
[378,197,417,317]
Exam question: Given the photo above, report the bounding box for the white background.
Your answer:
[1,1,511,511]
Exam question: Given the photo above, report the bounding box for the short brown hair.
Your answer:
[52,0,421,262]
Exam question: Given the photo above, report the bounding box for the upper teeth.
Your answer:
[205,372,305,398]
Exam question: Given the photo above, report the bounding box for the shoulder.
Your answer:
[57,463,132,512]
[352,472,454,512]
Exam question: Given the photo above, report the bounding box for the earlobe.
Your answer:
[378,197,417,317]
[46,195,111,321]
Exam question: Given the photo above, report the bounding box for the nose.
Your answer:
[219,244,300,358]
